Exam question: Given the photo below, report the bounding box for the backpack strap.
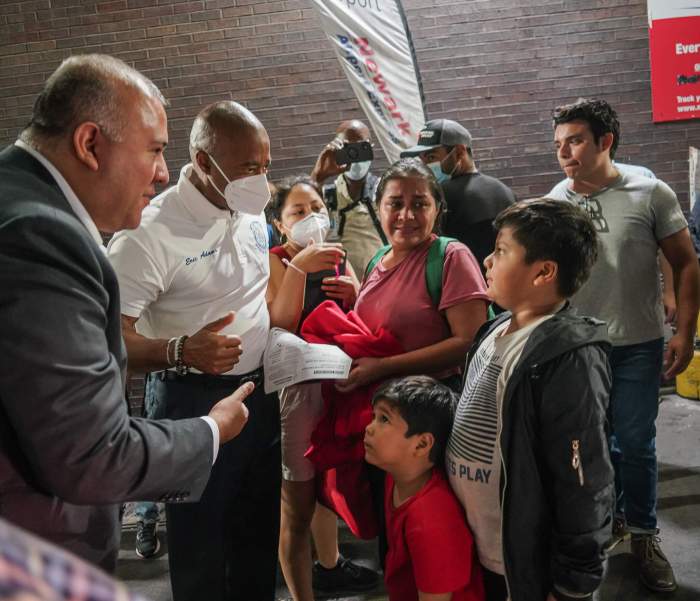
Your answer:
[363,244,392,281]
[361,198,388,245]
[426,237,497,318]
[425,236,458,307]
[322,184,338,212]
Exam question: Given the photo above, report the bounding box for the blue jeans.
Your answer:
[608,338,664,532]
[134,500,159,525]
[135,373,166,525]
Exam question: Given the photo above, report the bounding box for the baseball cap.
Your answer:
[400,119,472,157]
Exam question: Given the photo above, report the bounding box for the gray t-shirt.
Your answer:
[548,173,687,346]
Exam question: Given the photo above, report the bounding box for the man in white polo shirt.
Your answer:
[108,101,277,601]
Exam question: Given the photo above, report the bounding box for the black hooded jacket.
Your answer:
[464,305,615,601]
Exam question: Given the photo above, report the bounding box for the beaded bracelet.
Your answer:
[175,335,190,375]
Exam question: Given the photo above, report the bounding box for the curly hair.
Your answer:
[552,98,620,159]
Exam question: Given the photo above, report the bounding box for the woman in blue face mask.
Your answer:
[266,176,376,601]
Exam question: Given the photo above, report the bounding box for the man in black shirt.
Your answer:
[401,119,515,272]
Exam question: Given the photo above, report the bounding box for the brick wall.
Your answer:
[2,0,699,409]
[2,0,699,204]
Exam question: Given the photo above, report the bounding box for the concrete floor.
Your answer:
[116,394,700,601]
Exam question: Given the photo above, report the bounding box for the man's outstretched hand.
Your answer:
[208,381,254,444]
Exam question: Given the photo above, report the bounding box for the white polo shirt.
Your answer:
[108,163,270,375]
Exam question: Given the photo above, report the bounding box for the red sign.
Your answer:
[649,15,700,123]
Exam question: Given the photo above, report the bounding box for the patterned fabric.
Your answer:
[449,346,500,465]
[0,518,146,601]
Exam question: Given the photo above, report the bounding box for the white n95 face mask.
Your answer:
[289,212,330,247]
[207,154,270,215]
[345,160,371,181]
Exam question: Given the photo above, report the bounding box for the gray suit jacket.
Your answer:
[0,145,213,571]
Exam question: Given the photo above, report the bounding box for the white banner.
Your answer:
[311,0,426,163]
[648,0,699,23]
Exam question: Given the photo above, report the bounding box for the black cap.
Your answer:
[400,119,472,157]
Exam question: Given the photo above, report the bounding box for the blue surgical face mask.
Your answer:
[428,161,451,184]
[427,148,457,184]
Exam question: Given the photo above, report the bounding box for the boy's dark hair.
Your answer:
[372,375,457,465]
[493,199,598,298]
[268,174,323,221]
[552,98,620,159]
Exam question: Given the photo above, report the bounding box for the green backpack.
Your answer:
[364,236,496,318]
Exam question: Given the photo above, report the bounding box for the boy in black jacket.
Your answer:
[446,199,614,601]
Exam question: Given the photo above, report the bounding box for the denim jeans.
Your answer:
[134,501,160,525]
[134,373,166,526]
[608,337,664,532]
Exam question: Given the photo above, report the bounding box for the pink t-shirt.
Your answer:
[354,235,488,357]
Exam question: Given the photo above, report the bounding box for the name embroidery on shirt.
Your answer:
[184,248,219,265]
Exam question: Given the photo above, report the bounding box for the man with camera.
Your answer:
[401,119,516,273]
[311,120,385,275]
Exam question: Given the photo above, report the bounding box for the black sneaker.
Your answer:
[135,520,160,559]
[312,555,381,594]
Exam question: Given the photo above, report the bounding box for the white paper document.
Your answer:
[263,327,352,393]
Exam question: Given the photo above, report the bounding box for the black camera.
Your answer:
[334,141,373,165]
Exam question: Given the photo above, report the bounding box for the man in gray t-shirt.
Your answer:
[549,172,685,345]
[549,98,699,594]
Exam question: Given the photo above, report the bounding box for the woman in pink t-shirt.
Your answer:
[338,158,489,393]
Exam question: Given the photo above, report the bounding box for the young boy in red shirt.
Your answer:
[364,375,484,601]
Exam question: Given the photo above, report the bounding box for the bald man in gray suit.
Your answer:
[0,55,250,572]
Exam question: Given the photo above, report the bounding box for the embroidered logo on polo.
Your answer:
[447,341,501,469]
[184,248,219,266]
[250,221,268,252]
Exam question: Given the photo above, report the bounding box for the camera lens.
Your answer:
[347,147,359,159]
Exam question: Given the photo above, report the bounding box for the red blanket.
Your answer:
[300,301,403,539]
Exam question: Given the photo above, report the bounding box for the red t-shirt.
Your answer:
[384,468,485,601]
[354,235,488,354]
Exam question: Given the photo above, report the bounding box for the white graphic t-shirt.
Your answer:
[446,314,553,574]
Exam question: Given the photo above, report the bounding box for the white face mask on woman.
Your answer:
[207,154,270,215]
[288,212,330,246]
